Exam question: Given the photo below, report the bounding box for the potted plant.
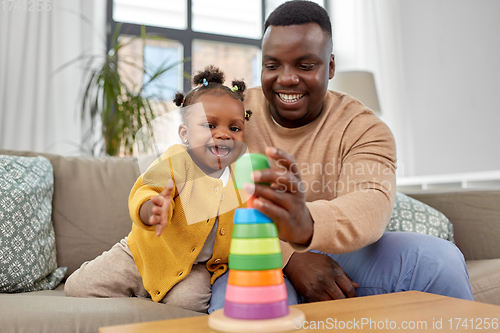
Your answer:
[62,24,185,156]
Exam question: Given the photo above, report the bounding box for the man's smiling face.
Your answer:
[261,23,335,128]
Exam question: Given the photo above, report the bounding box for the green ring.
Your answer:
[232,223,278,239]
[229,253,282,271]
[230,238,281,255]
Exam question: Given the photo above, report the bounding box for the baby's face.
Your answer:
[180,93,246,175]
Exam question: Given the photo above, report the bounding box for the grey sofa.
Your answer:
[408,190,500,306]
[0,149,499,333]
[0,150,205,333]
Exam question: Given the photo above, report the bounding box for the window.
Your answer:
[109,0,327,100]
[116,35,183,112]
[142,40,184,101]
[192,40,261,88]
[113,0,187,30]
[192,0,262,39]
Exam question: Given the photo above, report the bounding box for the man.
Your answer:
[209,0,472,311]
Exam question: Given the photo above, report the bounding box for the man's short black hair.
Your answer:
[264,0,332,37]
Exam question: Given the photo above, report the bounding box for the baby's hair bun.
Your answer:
[231,79,246,101]
[173,92,185,106]
[244,110,253,121]
[193,66,225,86]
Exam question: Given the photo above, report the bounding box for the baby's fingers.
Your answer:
[160,179,174,198]
[155,223,166,237]
[148,214,160,226]
[148,180,173,237]
[149,212,167,236]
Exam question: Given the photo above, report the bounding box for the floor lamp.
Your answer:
[328,70,381,116]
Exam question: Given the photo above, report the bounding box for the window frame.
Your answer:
[106,0,329,92]
[107,0,264,93]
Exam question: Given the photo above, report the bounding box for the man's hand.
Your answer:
[140,179,174,236]
[243,147,313,245]
[284,251,358,301]
[243,147,358,301]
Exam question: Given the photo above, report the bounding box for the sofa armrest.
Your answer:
[405,190,500,261]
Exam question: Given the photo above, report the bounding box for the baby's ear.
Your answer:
[178,124,188,144]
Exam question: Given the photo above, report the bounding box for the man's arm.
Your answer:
[247,147,360,300]
[247,119,396,301]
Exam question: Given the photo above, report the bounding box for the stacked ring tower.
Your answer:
[208,154,306,332]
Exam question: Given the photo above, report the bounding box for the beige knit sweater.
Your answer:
[243,87,397,266]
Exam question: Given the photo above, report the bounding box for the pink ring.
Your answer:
[225,283,287,304]
[224,300,289,320]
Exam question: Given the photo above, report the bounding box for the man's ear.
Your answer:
[178,124,188,143]
[329,54,335,80]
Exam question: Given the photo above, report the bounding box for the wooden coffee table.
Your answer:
[99,291,500,332]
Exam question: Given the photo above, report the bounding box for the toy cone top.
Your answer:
[234,153,271,189]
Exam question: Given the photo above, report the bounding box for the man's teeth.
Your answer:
[278,93,304,103]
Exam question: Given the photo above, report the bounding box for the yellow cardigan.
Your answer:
[127,144,246,302]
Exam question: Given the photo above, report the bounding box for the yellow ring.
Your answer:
[230,238,281,255]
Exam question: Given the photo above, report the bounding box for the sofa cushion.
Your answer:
[0,155,66,292]
[0,290,204,333]
[386,192,454,242]
[47,154,141,277]
[466,259,500,306]
[406,190,500,261]
[0,149,141,278]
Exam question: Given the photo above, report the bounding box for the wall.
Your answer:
[399,0,500,176]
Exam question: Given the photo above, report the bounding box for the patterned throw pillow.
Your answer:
[386,192,455,243]
[0,155,66,292]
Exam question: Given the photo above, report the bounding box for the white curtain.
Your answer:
[328,0,414,176]
[0,0,106,155]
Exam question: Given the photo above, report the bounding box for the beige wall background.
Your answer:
[398,0,500,176]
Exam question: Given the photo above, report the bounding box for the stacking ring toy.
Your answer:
[208,154,306,332]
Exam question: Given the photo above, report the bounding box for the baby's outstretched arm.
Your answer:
[139,179,174,236]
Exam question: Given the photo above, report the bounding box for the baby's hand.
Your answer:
[149,179,174,236]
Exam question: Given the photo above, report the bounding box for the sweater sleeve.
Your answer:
[290,114,397,255]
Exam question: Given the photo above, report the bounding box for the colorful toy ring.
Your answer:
[230,238,281,255]
[228,269,284,286]
[228,253,282,271]
[232,223,278,239]
[224,300,289,320]
[233,208,272,224]
[225,284,287,304]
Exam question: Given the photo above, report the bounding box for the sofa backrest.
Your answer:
[0,149,141,278]
[408,190,500,261]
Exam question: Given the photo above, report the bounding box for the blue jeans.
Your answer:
[208,232,473,313]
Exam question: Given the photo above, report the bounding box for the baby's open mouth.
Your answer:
[208,146,231,157]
